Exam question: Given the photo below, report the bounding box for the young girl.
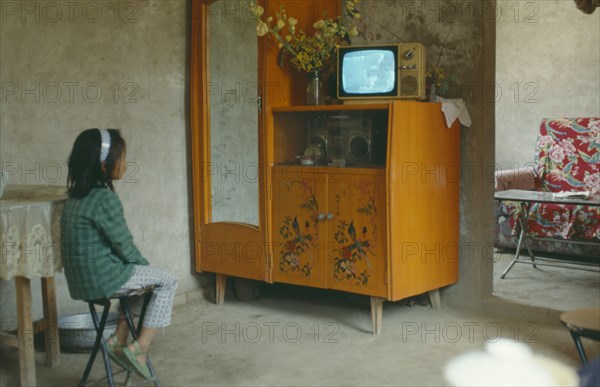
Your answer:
[61,128,177,379]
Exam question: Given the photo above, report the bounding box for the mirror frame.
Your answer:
[190,0,266,277]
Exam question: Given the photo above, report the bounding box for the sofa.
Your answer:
[495,117,600,259]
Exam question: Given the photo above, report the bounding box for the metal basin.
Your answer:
[58,312,119,353]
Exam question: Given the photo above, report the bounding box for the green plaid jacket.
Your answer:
[61,188,149,300]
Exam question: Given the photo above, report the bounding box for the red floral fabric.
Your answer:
[495,117,600,258]
[534,117,600,194]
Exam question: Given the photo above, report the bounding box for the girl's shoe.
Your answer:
[122,341,152,380]
[106,334,132,371]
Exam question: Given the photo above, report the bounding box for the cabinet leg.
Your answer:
[370,297,384,335]
[428,289,441,310]
[215,274,227,305]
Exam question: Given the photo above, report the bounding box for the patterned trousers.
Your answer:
[114,265,177,328]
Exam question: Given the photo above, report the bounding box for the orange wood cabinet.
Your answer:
[266,103,461,335]
[190,0,460,333]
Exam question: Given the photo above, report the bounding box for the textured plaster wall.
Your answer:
[0,0,202,323]
[353,0,483,91]
[496,0,600,169]
[353,0,496,305]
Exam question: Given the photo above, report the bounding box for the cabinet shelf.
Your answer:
[273,163,385,173]
[271,103,391,113]
[272,108,389,167]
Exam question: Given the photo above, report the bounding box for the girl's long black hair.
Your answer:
[66,128,126,198]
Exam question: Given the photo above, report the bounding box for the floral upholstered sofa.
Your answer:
[495,117,600,259]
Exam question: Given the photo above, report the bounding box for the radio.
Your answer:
[306,113,385,166]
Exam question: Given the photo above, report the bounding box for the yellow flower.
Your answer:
[288,17,297,27]
[346,0,361,19]
[277,19,285,30]
[256,20,269,37]
[348,26,358,37]
[313,20,325,29]
[249,2,264,18]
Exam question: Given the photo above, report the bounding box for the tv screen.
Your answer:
[338,45,399,98]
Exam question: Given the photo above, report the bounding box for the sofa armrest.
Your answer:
[495,166,536,191]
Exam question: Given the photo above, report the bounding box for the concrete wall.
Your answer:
[353,0,496,306]
[496,0,600,169]
[0,0,204,323]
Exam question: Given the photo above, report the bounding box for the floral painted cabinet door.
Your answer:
[325,170,387,298]
[271,167,326,288]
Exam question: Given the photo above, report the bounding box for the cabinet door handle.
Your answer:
[317,213,325,221]
[327,213,334,221]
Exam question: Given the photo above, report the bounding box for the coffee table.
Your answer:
[494,189,600,279]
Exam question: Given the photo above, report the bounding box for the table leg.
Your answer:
[15,276,36,386]
[501,201,539,279]
[41,277,60,367]
[518,216,537,269]
[501,227,525,279]
[568,331,588,364]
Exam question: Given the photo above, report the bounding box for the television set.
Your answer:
[337,43,426,102]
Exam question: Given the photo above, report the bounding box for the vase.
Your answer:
[306,70,323,105]
[428,84,437,102]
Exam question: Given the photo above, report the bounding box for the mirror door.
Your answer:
[190,0,265,280]
[207,0,259,225]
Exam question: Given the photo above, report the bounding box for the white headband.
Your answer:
[99,129,111,162]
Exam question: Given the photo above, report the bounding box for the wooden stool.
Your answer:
[80,286,161,387]
[560,307,600,364]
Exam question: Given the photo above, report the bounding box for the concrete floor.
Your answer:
[493,251,600,312]
[1,281,598,386]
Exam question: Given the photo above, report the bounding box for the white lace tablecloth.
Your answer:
[1,185,66,280]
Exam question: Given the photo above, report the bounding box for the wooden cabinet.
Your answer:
[190,0,460,333]
[264,103,461,333]
[271,166,387,298]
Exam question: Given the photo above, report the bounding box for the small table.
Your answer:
[494,189,600,279]
[560,307,600,364]
[1,185,67,386]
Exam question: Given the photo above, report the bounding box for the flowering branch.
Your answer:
[248,1,361,73]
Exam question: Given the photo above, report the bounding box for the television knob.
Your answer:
[403,50,414,59]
